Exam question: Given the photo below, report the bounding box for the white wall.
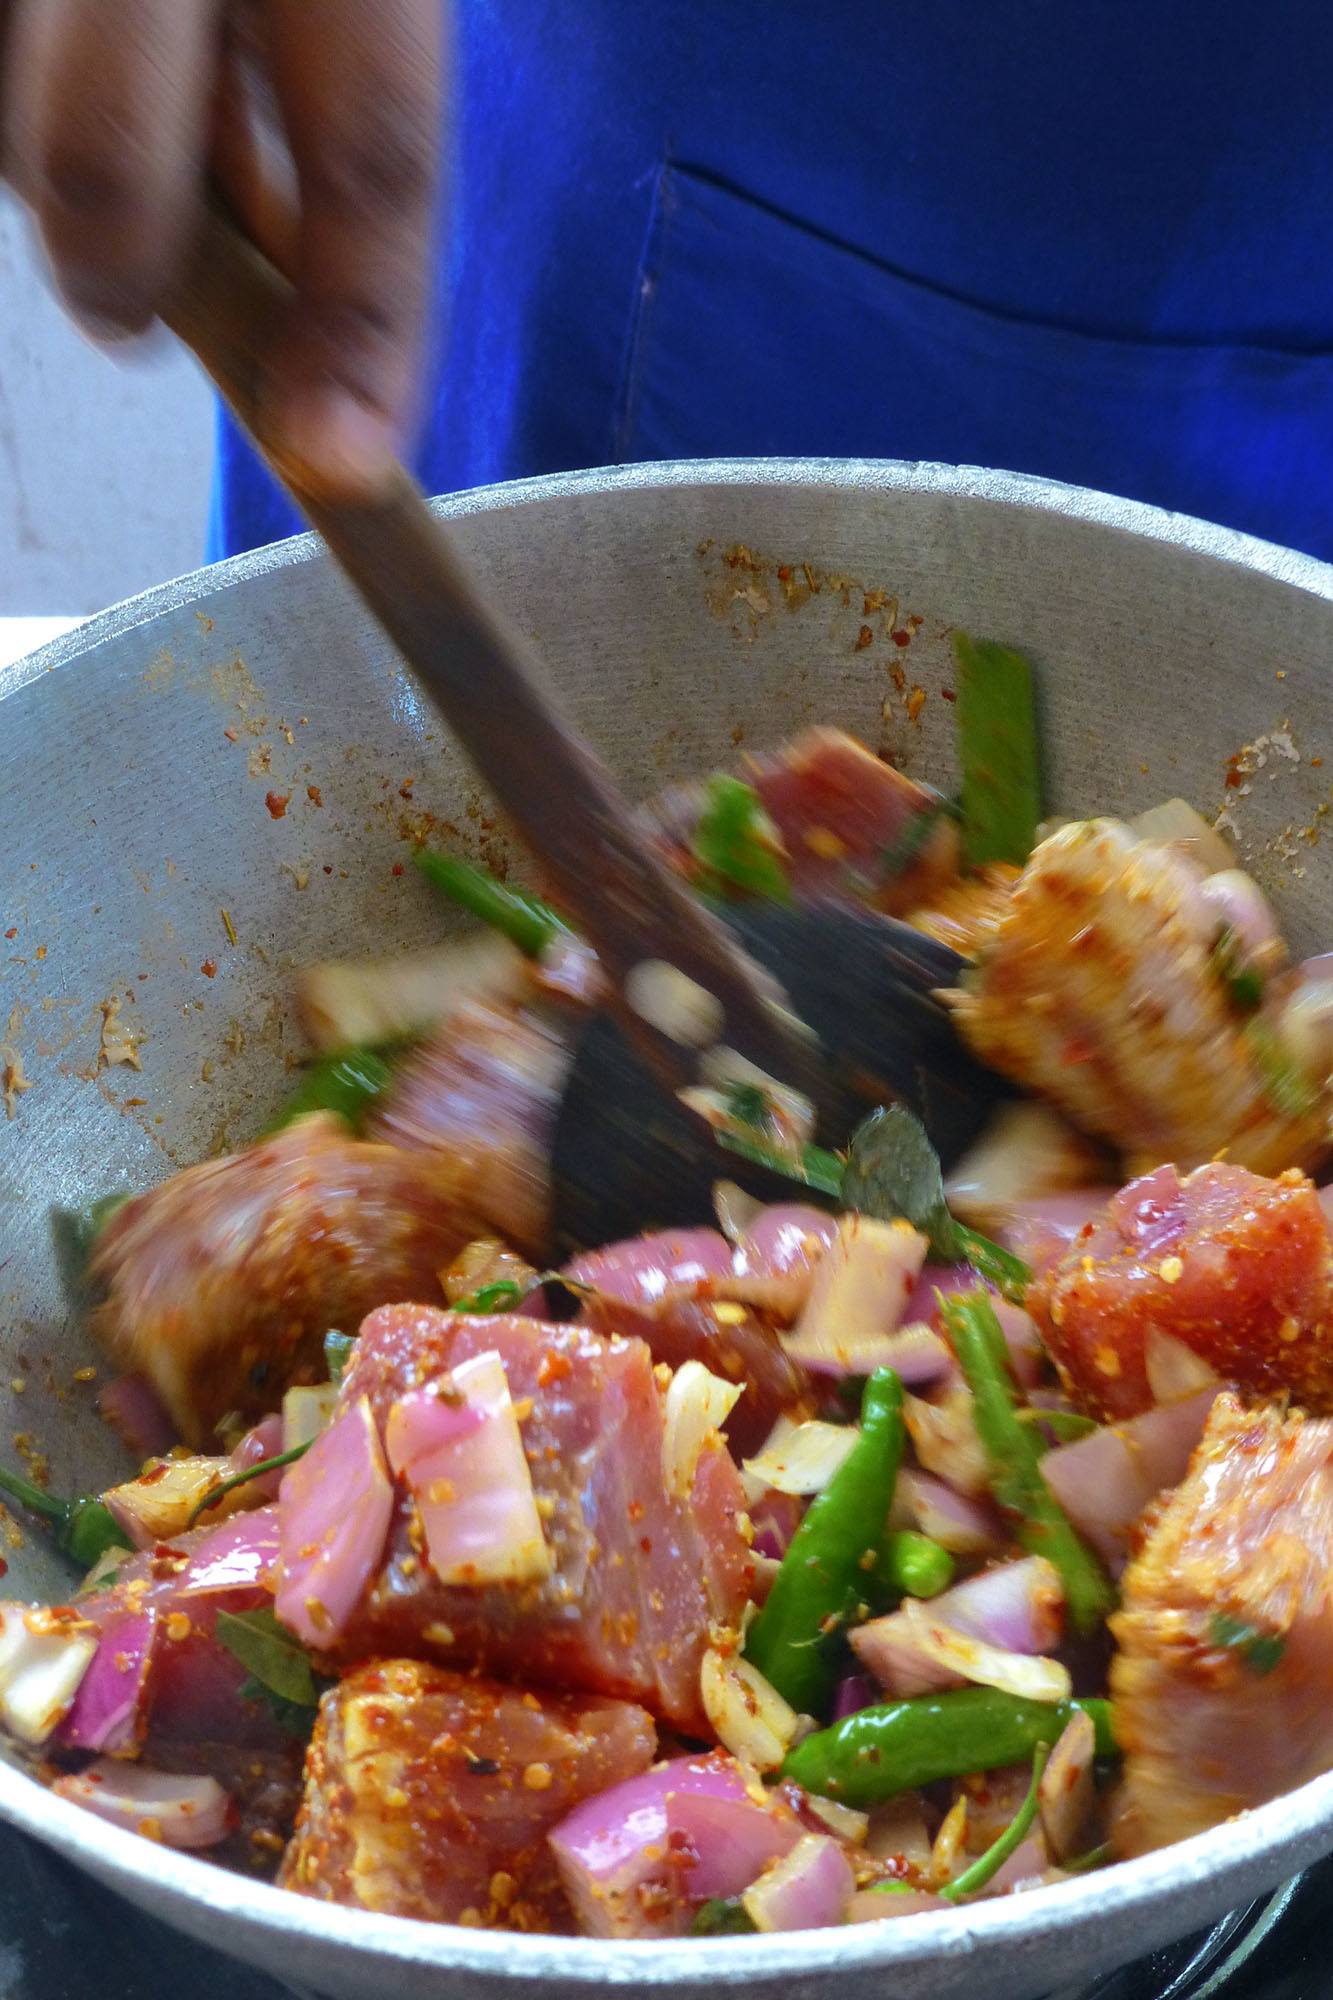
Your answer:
[0,193,215,616]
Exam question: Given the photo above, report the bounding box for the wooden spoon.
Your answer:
[161,197,821,1113]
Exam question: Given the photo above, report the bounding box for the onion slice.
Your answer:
[699,1647,800,1772]
[662,1362,742,1499]
[276,1394,393,1647]
[1041,1388,1216,1567]
[897,1470,1004,1557]
[548,1753,798,1939]
[867,1597,1070,1704]
[742,1415,858,1498]
[0,1604,95,1745]
[1144,1328,1220,1405]
[742,1832,855,1933]
[54,1760,233,1850]
[57,1606,157,1756]
[385,1350,551,1586]
[784,1216,929,1374]
[1038,1709,1098,1863]
[853,1558,1064,1698]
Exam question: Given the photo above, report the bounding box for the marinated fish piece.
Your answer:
[1027,1162,1333,1421]
[651,729,959,913]
[328,1308,755,1732]
[1112,1394,1333,1855]
[951,820,1330,1176]
[281,1661,655,1929]
[89,1114,492,1446]
[368,997,573,1254]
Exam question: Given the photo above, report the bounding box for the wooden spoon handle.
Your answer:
[162,199,820,1101]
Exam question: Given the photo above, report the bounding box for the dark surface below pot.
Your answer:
[0,1822,1322,2000]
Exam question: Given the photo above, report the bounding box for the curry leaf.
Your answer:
[216,1607,321,1707]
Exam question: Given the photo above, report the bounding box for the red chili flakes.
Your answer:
[536,1349,573,1387]
[306,784,323,807]
[906,686,926,722]
[941,687,957,702]
[223,726,239,744]
[1224,768,1244,789]
[200,960,217,978]
[265,791,290,819]
[3,929,14,941]
[891,629,912,648]
[399,779,416,800]
[323,864,333,874]
[1312,757,1324,769]
[392,862,405,877]
[776,565,793,582]
[854,624,873,651]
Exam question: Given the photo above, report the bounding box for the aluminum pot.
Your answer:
[2,457,1332,1999]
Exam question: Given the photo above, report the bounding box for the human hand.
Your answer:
[1,0,443,497]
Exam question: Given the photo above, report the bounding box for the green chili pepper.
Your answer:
[1063,1842,1113,1875]
[872,1529,955,1603]
[1211,927,1264,1014]
[0,1467,131,1569]
[939,1743,1048,1902]
[953,633,1042,869]
[744,1368,904,1715]
[689,1897,758,1936]
[941,1293,1115,1635]
[413,850,567,958]
[264,1044,400,1136]
[690,774,792,902]
[324,1329,356,1385]
[1208,1611,1286,1676]
[715,1129,846,1198]
[1243,1018,1318,1119]
[780,1688,1115,1807]
[1015,1406,1100,1447]
[452,1279,525,1315]
[185,1442,311,1528]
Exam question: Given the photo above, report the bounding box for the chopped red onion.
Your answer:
[783,1217,929,1374]
[832,1672,878,1721]
[173,1503,282,1597]
[742,1832,854,1932]
[989,1191,1114,1272]
[853,1557,1064,1698]
[666,1787,800,1900]
[549,1752,796,1939]
[384,1350,551,1586]
[898,1470,1005,1558]
[98,1373,178,1460]
[57,1606,158,1757]
[748,1488,803,1560]
[1041,1388,1216,1567]
[564,1229,734,1308]
[847,1886,948,1922]
[984,1833,1050,1896]
[54,1760,233,1850]
[1038,1709,1097,1862]
[276,1395,393,1647]
[728,1206,839,1319]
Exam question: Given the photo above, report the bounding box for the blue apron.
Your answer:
[208,1,1333,564]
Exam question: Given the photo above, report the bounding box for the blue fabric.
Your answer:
[208,1,1333,564]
